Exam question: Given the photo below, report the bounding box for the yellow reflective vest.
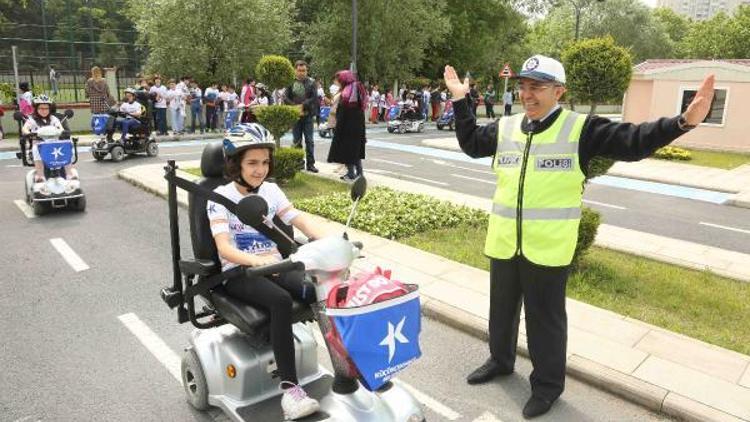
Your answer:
[484,109,587,267]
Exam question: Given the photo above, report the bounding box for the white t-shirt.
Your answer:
[119,101,142,117]
[167,88,186,110]
[207,181,299,271]
[150,85,168,108]
[329,84,340,96]
[503,91,513,106]
[226,92,238,109]
[22,115,62,135]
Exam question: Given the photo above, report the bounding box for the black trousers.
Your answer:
[489,255,570,402]
[224,270,316,384]
[504,104,512,116]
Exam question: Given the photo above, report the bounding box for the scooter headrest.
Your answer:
[200,142,225,179]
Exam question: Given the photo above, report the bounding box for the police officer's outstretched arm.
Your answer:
[444,65,498,159]
[581,74,715,164]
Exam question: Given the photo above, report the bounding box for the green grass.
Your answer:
[401,225,750,355]
[683,148,750,170]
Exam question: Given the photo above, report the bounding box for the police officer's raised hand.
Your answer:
[444,65,470,99]
[683,74,716,126]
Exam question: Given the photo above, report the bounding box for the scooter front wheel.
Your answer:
[110,146,125,162]
[182,349,209,410]
[32,200,47,216]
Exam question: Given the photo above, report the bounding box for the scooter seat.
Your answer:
[210,286,314,335]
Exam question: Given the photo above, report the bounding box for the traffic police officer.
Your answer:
[443,56,715,418]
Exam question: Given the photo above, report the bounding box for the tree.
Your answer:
[96,31,127,67]
[125,0,294,86]
[652,7,691,58]
[302,0,449,85]
[561,36,632,115]
[253,55,299,147]
[527,0,673,63]
[255,55,295,90]
[681,6,750,59]
[419,0,529,83]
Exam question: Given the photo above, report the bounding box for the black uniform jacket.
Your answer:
[453,98,690,175]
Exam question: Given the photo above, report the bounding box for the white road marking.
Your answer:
[451,174,495,185]
[582,199,627,210]
[370,158,413,168]
[426,158,495,175]
[49,238,89,272]
[162,152,202,157]
[367,168,449,186]
[13,199,36,218]
[5,164,22,168]
[392,379,461,420]
[472,410,505,421]
[699,222,750,235]
[121,316,463,421]
[118,313,182,383]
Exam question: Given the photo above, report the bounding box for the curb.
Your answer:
[117,164,748,422]
[422,297,744,422]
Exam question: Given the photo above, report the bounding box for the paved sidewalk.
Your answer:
[119,161,750,421]
[421,137,750,209]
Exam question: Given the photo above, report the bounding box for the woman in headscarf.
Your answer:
[84,66,114,114]
[326,70,367,181]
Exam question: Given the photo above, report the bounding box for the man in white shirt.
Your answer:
[503,88,514,116]
[149,76,168,135]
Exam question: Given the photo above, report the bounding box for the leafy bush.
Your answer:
[255,55,295,90]
[272,147,304,184]
[295,187,487,240]
[586,157,616,180]
[573,207,601,270]
[406,76,432,89]
[255,105,301,147]
[654,146,692,161]
[0,83,15,102]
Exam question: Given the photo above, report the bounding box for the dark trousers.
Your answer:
[489,255,569,402]
[154,107,167,135]
[205,106,217,130]
[224,270,315,384]
[114,118,142,138]
[346,159,363,178]
[486,103,495,118]
[504,104,512,116]
[293,116,315,168]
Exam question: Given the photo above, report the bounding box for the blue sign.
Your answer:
[328,290,421,391]
[37,140,73,168]
[91,114,110,135]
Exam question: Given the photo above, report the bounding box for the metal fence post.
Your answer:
[74,72,79,103]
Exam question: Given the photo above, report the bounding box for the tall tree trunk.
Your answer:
[589,102,597,116]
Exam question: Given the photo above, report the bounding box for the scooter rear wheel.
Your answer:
[74,196,86,212]
[32,201,47,216]
[146,141,159,157]
[182,349,209,410]
[92,151,106,161]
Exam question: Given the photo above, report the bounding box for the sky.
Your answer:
[641,0,658,7]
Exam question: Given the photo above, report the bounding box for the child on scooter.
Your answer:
[108,88,143,144]
[21,95,74,182]
[206,124,328,420]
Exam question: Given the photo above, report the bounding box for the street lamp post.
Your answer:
[350,0,357,75]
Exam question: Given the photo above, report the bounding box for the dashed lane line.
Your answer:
[451,173,495,185]
[13,199,36,218]
[370,158,414,168]
[49,238,89,272]
[582,199,627,210]
[367,168,449,186]
[699,221,750,235]
[118,313,182,382]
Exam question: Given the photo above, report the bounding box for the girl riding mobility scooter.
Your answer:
[15,95,85,215]
[91,88,158,162]
[160,125,425,421]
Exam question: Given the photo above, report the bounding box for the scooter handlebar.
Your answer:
[244,259,305,278]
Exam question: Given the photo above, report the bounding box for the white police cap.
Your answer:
[514,55,566,85]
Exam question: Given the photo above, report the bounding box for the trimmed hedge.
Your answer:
[654,146,692,161]
[255,55,295,90]
[272,147,304,184]
[256,105,301,147]
[296,187,487,240]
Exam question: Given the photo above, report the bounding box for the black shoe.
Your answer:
[306,166,319,173]
[522,395,553,419]
[466,358,512,385]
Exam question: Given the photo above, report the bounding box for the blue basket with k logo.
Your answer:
[325,285,421,391]
[37,140,73,168]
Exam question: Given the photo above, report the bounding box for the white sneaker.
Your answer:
[280,381,320,420]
